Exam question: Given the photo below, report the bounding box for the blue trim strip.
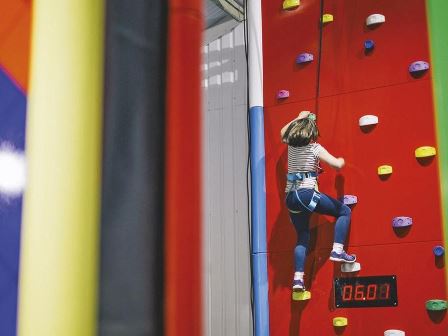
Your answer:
[250,106,267,254]
[250,105,269,336]
[252,253,269,335]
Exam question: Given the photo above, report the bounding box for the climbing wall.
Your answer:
[262,0,447,335]
[0,1,30,335]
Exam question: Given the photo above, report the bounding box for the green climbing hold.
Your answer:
[426,299,447,311]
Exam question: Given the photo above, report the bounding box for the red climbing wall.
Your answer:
[0,1,30,335]
[263,0,447,335]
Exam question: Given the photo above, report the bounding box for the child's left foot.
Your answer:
[292,279,305,291]
[329,250,356,263]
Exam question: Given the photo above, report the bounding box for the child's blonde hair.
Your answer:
[282,118,319,147]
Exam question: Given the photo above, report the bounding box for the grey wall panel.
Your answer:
[202,22,253,336]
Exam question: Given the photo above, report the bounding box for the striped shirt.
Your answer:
[286,142,323,191]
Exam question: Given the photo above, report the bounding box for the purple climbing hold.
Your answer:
[296,53,314,64]
[342,195,357,205]
[409,61,430,73]
[392,216,413,228]
[277,90,290,99]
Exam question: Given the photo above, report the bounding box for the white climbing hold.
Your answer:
[0,142,26,197]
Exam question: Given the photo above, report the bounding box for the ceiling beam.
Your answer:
[210,0,245,22]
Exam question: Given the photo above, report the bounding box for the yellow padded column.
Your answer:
[17,1,104,335]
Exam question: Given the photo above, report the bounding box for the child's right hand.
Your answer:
[298,111,311,120]
[337,157,345,170]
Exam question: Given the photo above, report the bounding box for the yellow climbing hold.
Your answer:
[283,0,300,10]
[378,165,393,175]
[292,290,311,301]
[415,146,436,158]
[322,14,334,23]
[333,317,348,327]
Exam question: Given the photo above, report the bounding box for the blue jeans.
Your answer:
[285,188,351,272]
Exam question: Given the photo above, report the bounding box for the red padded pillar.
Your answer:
[165,1,203,335]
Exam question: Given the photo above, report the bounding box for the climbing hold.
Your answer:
[366,14,386,26]
[392,216,412,228]
[333,317,348,327]
[292,290,311,301]
[415,146,436,158]
[433,245,445,257]
[322,14,334,23]
[364,39,375,50]
[308,113,316,121]
[359,115,378,127]
[378,165,392,175]
[384,330,405,336]
[296,53,314,64]
[283,0,300,10]
[342,195,357,205]
[341,262,361,273]
[409,61,430,73]
[425,299,448,311]
[277,90,290,99]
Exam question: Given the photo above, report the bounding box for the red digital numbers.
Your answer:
[342,285,352,301]
[341,283,390,301]
[366,284,377,300]
[379,283,390,300]
[354,285,364,300]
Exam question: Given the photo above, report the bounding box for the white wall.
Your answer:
[202,20,253,336]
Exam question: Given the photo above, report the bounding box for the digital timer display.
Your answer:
[334,275,398,308]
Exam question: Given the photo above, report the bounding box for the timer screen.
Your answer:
[334,275,398,308]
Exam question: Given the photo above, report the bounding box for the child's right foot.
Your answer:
[292,279,305,291]
[329,250,356,263]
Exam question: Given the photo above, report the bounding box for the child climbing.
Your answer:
[280,110,356,291]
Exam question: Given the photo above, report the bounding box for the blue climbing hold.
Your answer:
[433,245,445,257]
[364,39,375,50]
